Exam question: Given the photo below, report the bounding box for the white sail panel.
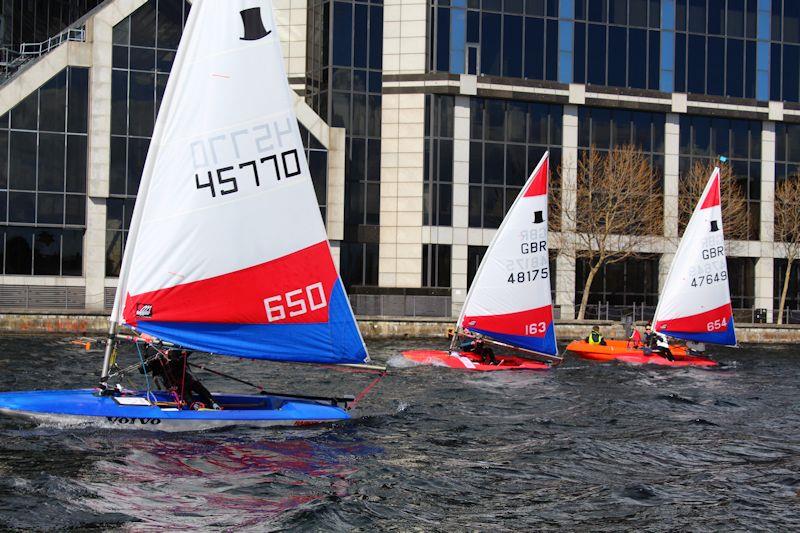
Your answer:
[111,0,367,364]
[653,167,736,345]
[458,152,557,356]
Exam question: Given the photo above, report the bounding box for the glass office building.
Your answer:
[0,0,798,322]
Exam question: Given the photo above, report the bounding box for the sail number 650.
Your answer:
[264,282,327,322]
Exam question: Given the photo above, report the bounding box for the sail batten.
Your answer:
[653,168,737,346]
[458,152,558,357]
[112,0,368,364]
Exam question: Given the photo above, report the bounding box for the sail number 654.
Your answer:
[706,317,727,332]
[264,282,327,322]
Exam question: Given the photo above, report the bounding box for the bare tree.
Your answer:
[774,175,800,324]
[557,145,663,320]
[679,161,750,242]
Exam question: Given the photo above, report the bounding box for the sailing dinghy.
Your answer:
[0,0,382,430]
[568,167,734,366]
[403,152,561,371]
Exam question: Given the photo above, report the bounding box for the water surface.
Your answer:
[0,336,797,530]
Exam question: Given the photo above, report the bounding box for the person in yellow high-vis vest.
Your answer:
[584,325,607,346]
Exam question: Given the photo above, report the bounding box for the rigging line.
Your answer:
[186,362,355,405]
[348,371,387,411]
[135,342,156,404]
[180,350,188,407]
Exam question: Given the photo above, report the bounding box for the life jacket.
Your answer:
[588,331,604,345]
[629,329,642,346]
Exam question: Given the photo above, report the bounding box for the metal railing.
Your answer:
[0,27,86,82]
[580,302,796,325]
[0,285,86,309]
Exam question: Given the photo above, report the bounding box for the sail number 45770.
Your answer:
[264,282,327,322]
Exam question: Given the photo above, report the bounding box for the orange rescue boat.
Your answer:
[566,339,717,367]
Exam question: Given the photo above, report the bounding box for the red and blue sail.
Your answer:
[111,0,367,364]
[458,152,558,357]
[653,168,737,346]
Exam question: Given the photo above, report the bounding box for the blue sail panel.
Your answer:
[134,280,367,364]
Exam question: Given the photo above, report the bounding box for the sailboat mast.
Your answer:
[101,3,203,382]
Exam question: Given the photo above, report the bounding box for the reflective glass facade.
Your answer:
[774,258,800,313]
[469,98,562,228]
[728,256,756,307]
[770,0,800,102]
[774,122,800,181]
[575,255,660,307]
[422,243,452,287]
[573,0,662,89]
[578,106,666,176]
[679,114,761,239]
[0,0,790,319]
[307,0,383,288]
[0,0,103,47]
[0,67,87,276]
[674,0,758,98]
[106,0,190,276]
[424,95,454,227]
[429,0,560,79]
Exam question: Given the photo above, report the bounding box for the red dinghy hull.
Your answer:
[566,340,717,367]
[401,349,551,371]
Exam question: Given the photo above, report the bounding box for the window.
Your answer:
[467,245,487,288]
[307,0,383,288]
[299,124,329,222]
[577,106,665,212]
[774,259,800,316]
[770,0,800,102]
[573,0,661,90]
[107,0,190,276]
[679,115,761,239]
[727,256,755,308]
[424,95,454,226]
[775,123,800,182]
[575,255,661,309]
[430,0,558,81]
[0,67,88,276]
[469,98,562,228]
[341,242,379,287]
[674,0,758,98]
[422,244,452,287]
[1,1,103,50]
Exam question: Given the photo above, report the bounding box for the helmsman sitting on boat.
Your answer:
[142,348,221,410]
[459,336,498,365]
[641,324,674,361]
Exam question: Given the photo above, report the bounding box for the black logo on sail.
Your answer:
[533,210,545,224]
[239,8,271,41]
[710,220,720,232]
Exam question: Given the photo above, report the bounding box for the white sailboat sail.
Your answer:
[653,167,736,346]
[456,151,558,357]
[109,0,368,364]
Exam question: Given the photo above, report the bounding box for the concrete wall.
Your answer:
[3,312,799,343]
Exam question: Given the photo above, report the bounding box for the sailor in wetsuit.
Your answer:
[641,323,674,361]
[142,348,221,409]
[459,336,498,365]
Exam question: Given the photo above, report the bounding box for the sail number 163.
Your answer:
[264,282,327,322]
[526,322,547,335]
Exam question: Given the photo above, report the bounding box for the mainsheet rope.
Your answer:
[135,342,157,403]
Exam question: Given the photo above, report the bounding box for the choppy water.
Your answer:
[0,336,798,531]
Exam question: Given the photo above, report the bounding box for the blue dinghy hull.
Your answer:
[0,389,351,431]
